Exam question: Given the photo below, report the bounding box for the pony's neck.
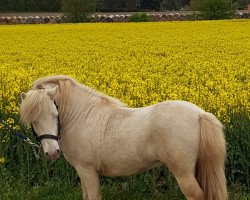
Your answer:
[56,83,126,135]
[56,86,103,134]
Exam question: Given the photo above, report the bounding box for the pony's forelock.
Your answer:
[20,90,51,124]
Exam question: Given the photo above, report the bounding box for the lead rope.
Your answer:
[24,137,41,160]
[0,118,41,160]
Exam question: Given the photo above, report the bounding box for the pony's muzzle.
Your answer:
[45,149,60,160]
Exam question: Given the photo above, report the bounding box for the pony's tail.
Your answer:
[196,112,228,200]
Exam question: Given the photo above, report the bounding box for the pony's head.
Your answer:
[20,86,60,160]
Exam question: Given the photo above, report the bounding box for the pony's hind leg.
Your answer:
[156,139,204,199]
[175,174,204,200]
[159,150,204,200]
[158,150,204,200]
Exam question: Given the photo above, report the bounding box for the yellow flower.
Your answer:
[6,118,15,125]
[0,20,249,123]
[0,157,5,164]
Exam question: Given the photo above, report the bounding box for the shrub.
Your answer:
[62,0,96,23]
[128,13,152,22]
[190,0,237,20]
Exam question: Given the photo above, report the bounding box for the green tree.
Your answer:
[160,0,181,10]
[62,0,96,22]
[236,0,249,9]
[190,0,237,20]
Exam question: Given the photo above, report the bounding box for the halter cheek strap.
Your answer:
[31,100,60,143]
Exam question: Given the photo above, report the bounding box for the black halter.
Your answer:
[31,101,60,143]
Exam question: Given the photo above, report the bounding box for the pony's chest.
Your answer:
[59,135,93,165]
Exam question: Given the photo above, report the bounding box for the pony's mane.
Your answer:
[32,75,126,108]
[20,89,52,124]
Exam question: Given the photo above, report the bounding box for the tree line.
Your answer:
[97,0,192,11]
[0,0,61,11]
[0,0,248,12]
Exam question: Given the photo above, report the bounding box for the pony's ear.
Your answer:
[21,92,26,101]
[47,86,58,100]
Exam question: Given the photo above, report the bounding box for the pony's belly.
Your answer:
[99,160,161,177]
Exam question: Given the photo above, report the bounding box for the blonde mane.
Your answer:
[20,89,53,124]
[31,75,126,108]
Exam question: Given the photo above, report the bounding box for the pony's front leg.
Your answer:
[82,184,89,200]
[76,166,101,200]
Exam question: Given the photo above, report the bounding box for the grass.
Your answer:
[1,176,249,200]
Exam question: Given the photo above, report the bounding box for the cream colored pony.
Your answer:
[20,75,227,200]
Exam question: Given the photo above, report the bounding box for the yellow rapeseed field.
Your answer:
[0,20,249,133]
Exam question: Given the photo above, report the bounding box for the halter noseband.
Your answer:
[31,101,60,143]
[37,134,59,142]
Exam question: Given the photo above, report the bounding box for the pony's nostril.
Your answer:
[45,150,60,159]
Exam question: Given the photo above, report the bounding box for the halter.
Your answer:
[31,101,60,143]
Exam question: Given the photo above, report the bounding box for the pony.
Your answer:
[20,75,227,200]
